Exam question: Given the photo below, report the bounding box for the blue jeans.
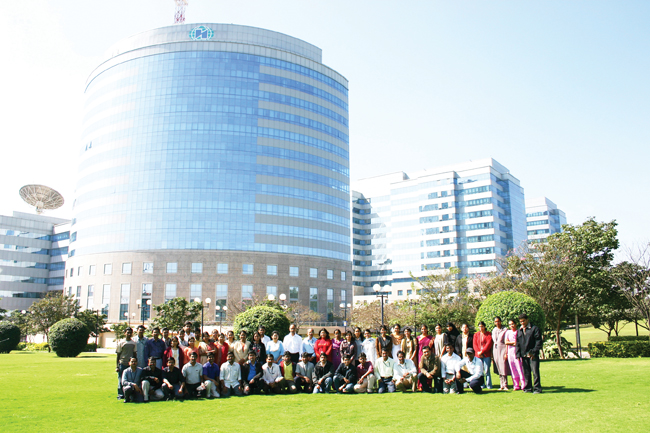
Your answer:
[333,375,355,393]
[378,377,396,393]
[313,377,332,393]
[117,364,127,398]
[480,357,492,389]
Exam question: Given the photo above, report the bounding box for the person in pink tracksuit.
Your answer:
[504,319,525,390]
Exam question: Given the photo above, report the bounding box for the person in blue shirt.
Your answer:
[265,331,285,364]
[241,351,264,395]
[202,352,220,398]
[121,357,143,403]
[144,327,167,369]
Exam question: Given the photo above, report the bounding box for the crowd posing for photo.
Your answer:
[115,314,543,402]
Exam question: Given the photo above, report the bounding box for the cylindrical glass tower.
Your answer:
[66,24,351,323]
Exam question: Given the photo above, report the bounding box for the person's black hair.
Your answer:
[478,321,486,328]
[446,322,455,328]
[354,327,362,334]
[318,328,330,339]
[240,330,248,337]
[202,331,210,339]
[162,327,169,331]
[519,313,529,320]
[364,328,372,334]
[152,327,161,332]
[227,329,234,335]
[266,353,274,359]
[190,352,197,358]
[208,352,215,358]
[319,352,327,358]
[421,324,428,330]
[397,350,405,357]
[301,351,309,357]
[248,351,256,357]
[342,354,351,360]
[435,323,443,329]
[333,328,341,335]
[422,345,431,351]
[130,356,138,361]
[271,330,279,336]
[171,336,179,344]
[380,325,388,332]
[137,325,145,330]
[494,316,502,321]
[393,323,401,331]
[283,351,292,357]
[404,327,412,334]
[167,357,175,363]
[125,327,133,333]
[345,330,354,340]
[184,321,193,326]
[359,352,366,359]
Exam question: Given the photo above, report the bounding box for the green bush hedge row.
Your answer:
[608,335,649,342]
[16,342,50,351]
[588,341,650,358]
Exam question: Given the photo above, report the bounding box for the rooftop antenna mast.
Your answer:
[174,0,188,24]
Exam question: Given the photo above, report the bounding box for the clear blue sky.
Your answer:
[1,1,648,253]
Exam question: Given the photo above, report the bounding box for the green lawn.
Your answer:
[1,351,649,433]
[563,323,642,347]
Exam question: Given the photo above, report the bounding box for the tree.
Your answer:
[474,292,545,332]
[151,297,202,332]
[285,303,321,333]
[6,310,36,341]
[497,218,618,358]
[0,322,21,353]
[612,245,650,337]
[111,322,132,339]
[233,305,291,341]
[75,310,109,340]
[49,318,90,357]
[28,293,79,349]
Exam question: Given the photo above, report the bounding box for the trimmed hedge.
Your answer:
[475,291,545,332]
[588,341,650,358]
[17,342,50,351]
[49,318,90,357]
[608,335,649,342]
[233,305,291,341]
[0,322,21,353]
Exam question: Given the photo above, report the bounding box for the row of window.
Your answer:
[67,263,346,280]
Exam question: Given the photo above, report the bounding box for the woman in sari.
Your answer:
[390,324,403,359]
[492,316,510,390]
[331,329,344,370]
[505,319,524,390]
[417,324,433,364]
[401,327,418,362]
[375,325,392,359]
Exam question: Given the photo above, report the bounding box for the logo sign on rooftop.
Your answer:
[189,26,213,41]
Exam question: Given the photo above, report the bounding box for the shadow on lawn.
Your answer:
[542,386,595,393]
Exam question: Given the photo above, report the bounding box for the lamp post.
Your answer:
[215,304,228,334]
[279,293,287,309]
[131,312,136,326]
[124,311,129,327]
[373,284,388,328]
[339,302,351,332]
[194,297,211,337]
[136,299,153,325]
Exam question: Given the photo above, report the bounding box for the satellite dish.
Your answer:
[19,184,64,214]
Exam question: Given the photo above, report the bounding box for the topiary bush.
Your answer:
[608,335,649,342]
[588,341,650,358]
[0,322,21,353]
[233,305,291,341]
[475,291,545,332]
[49,318,89,357]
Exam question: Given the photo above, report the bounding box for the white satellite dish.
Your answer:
[19,184,64,214]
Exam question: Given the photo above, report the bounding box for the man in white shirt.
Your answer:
[258,326,271,345]
[301,328,317,363]
[375,349,396,393]
[220,351,242,396]
[283,324,303,363]
[262,353,283,394]
[440,343,462,394]
[455,347,484,394]
[181,352,205,399]
[392,350,417,392]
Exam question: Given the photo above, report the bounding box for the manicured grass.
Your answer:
[2,351,649,433]
[563,323,641,347]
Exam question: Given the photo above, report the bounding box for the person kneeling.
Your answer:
[312,352,334,394]
[181,352,205,399]
[333,354,356,393]
[141,356,165,402]
[354,352,376,393]
[393,350,417,392]
[279,351,298,394]
[220,351,243,397]
[241,351,264,395]
[162,357,185,400]
[295,351,315,393]
[262,353,284,394]
[455,348,484,394]
[122,357,143,403]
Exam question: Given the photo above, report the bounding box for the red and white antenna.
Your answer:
[174,0,188,24]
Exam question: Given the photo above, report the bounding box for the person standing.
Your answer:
[393,350,417,392]
[505,319,524,390]
[162,328,171,348]
[220,351,243,396]
[353,352,376,393]
[433,324,446,357]
[418,345,441,393]
[265,331,285,364]
[232,330,251,364]
[258,326,271,345]
[516,313,543,394]
[375,325,392,360]
[216,333,229,365]
[401,327,418,363]
[241,351,264,395]
[375,349,396,393]
[340,331,357,365]
[417,324,433,364]
[455,323,474,359]
[455,348,484,394]
[361,329,377,372]
[492,316,511,390]
[314,328,333,363]
[473,321,493,389]
[444,322,460,349]
[144,327,167,369]
[301,328,318,363]
[353,327,365,362]
[133,325,148,368]
[283,324,303,363]
[331,329,344,370]
[115,327,136,399]
[163,336,186,369]
[390,324,403,360]
[121,357,143,403]
[198,332,217,365]
[250,331,267,363]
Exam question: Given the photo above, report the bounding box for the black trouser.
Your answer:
[185,382,202,398]
[418,373,443,393]
[243,377,263,395]
[295,376,313,393]
[290,352,300,363]
[521,356,542,392]
[457,370,484,394]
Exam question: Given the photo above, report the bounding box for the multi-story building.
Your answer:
[65,24,351,323]
[0,212,69,311]
[525,197,567,243]
[351,158,526,301]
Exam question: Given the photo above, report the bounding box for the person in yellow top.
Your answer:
[279,351,298,393]
[232,330,251,364]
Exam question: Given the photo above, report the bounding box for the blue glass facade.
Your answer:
[72,25,350,261]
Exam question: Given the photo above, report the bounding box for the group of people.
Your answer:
[115,313,543,402]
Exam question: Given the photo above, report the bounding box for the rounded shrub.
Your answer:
[0,322,21,353]
[475,291,545,332]
[233,305,291,341]
[49,318,89,357]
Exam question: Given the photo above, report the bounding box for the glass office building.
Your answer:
[525,197,567,243]
[351,159,526,300]
[67,24,351,323]
[0,212,69,311]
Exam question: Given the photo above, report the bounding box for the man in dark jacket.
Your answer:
[516,313,543,394]
[333,354,356,393]
[241,351,264,395]
[312,352,334,393]
[141,357,165,401]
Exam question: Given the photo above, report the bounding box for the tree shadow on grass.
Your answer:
[543,386,595,393]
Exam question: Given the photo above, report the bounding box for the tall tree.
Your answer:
[6,310,37,341]
[150,297,202,332]
[75,310,109,339]
[28,293,79,348]
[285,303,321,333]
[612,245,650,337]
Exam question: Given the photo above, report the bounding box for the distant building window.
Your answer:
[341,271,346,281]
[122,263,132,274]
[77,266,82,276]
[69,268,74,277]
[104,264,112,275]
[143,262,153,274]
[398,290,404,296]
[310,288,318,312]
[217,263,228,274]
[243,264,253,275]
[310,268,318,278]
[190,284,202,299]
[142,283,152,297]
[242,285,254,301]
[289,287,299,303]
[327,269,333,279]
[167,263,177,273]
[89,265,96,276]
[267,286,277,298]
[165,283,176,300]
[290,266,299,277]
[267,265,277,276]
[191,263,203,274]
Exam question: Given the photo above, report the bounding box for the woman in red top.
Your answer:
[216,332,229,365]
[163,336,186,367]
[473,321,494,389]
[314,328,333,363]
